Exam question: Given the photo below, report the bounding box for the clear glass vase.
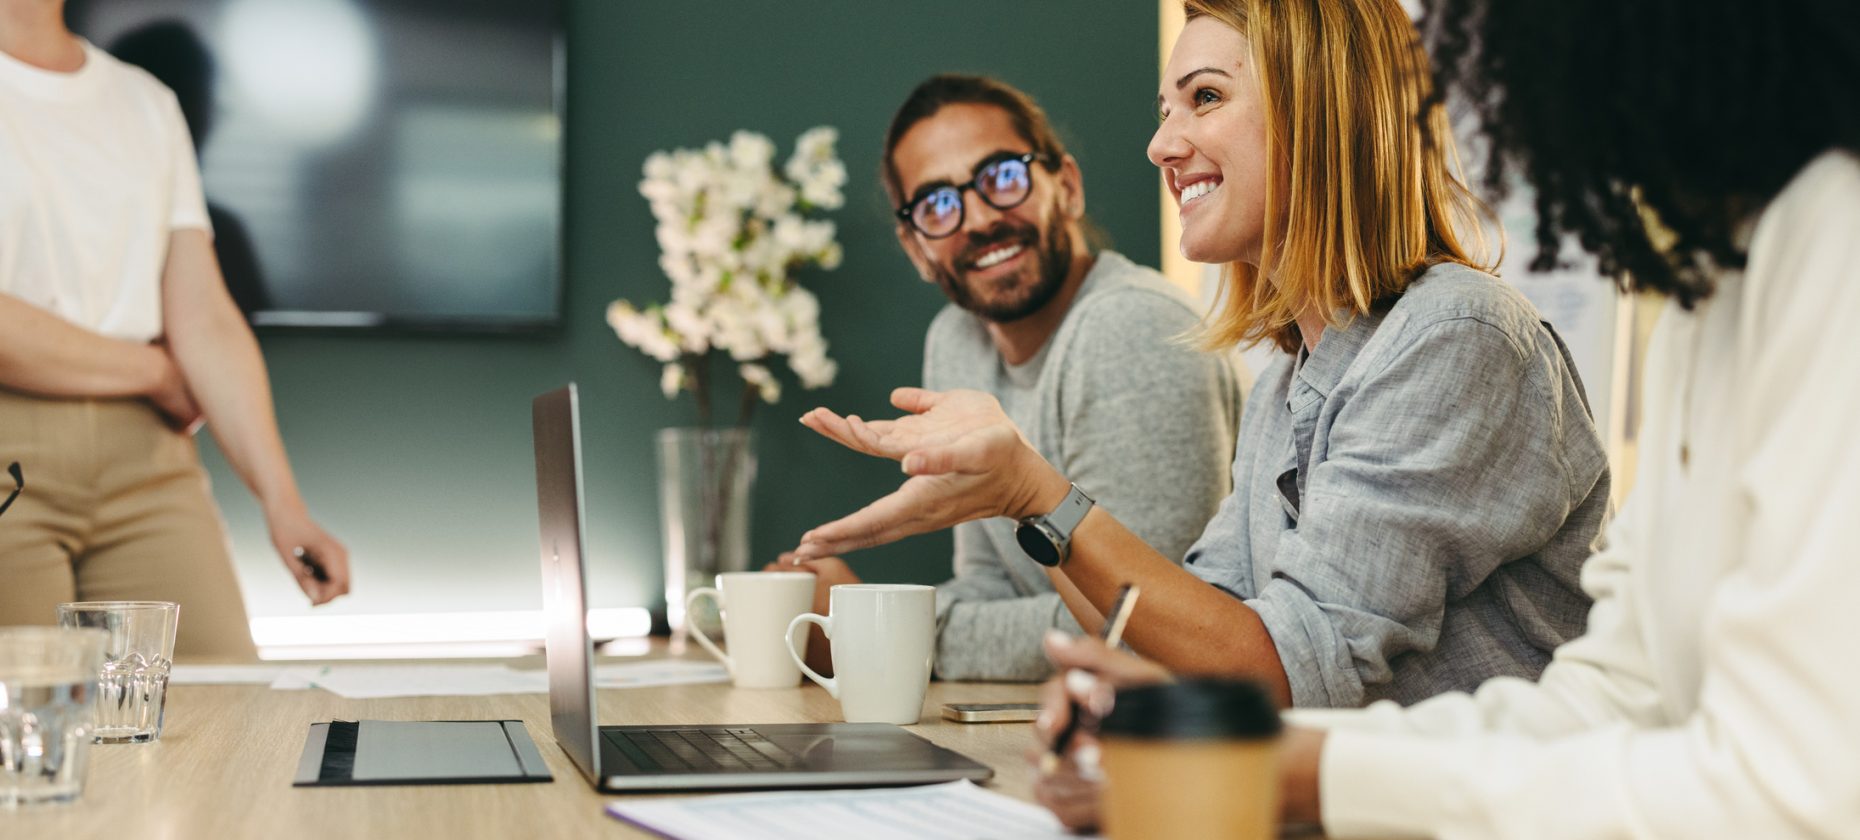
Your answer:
[656,427,757,641]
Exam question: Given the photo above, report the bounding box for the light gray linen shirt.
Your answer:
[925,251,1242,681]
[1187,262,1610,708]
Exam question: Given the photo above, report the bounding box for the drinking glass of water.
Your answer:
[55,602,179,743]
[0,626,108,807]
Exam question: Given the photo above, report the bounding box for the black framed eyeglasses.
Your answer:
[896,152,1049,239]
[0,462,20,520]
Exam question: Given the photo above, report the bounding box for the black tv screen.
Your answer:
[68,0,563,330]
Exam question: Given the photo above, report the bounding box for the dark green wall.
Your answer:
[203,1,1162,619]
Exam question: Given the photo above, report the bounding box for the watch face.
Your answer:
[1016,522,1061,567]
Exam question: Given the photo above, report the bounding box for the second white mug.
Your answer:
[784,584,935,725]
[684,572,816,689]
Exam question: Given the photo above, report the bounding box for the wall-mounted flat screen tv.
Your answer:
[68,0,563,331]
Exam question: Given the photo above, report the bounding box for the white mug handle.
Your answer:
[683,587,732,679]
[785,612,837,699]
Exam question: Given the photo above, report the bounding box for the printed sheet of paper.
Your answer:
[605,780,1074,840]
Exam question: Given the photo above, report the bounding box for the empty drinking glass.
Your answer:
[55,602,179,743]
[0,626,109,807]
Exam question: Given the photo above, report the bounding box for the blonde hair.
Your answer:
[1184,0,1494,352]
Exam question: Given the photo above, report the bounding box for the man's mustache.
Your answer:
[956,224,1039,270]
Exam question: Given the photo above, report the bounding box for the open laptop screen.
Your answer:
[532,384,601,783]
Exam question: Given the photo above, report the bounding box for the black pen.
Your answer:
[0,461,22,519]
[1042,583,1140,774]
[293,546,331,583]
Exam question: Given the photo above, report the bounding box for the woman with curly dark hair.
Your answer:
[1032,0,1860,835]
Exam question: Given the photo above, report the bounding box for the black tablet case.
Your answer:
[293,720,553,787]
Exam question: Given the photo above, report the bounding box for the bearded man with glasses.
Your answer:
[775,75,1242,682]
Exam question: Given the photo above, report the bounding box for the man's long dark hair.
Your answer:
[881,74,1071,207]
[1422,0,1860,306]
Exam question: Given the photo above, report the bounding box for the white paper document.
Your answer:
[591,660,730,688]
[269,667,325,691]
[604,780,1075,840]
[252,660,729,699]
[283,665,543,699]
[169,664,297,685]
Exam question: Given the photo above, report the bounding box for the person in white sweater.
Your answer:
[1029,0,1860,836]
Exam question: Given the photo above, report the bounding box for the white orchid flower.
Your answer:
[728,131,775,172]
[621,127,846,411]
[660,363,687,399]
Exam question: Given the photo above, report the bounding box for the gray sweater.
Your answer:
[924,251,1242,681]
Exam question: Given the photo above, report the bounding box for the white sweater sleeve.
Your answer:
[1307,152,1860,839]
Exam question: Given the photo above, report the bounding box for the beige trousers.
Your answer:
[0,389,257,660]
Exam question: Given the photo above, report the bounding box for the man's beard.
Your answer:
[931,215,1074,324]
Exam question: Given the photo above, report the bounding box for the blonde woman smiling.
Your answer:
[792,0,1605,710]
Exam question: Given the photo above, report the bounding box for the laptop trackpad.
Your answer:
[762,723,978,771]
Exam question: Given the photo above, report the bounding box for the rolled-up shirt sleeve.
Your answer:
[1245,317,1600,708]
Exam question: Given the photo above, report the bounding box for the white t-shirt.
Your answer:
[0,39,210,343]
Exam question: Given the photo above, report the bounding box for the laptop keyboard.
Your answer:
[604,728,800,773]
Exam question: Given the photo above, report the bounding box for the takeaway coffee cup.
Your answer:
[1098,678,1283,840]
[684,572,817,688]
[784,584,934,724]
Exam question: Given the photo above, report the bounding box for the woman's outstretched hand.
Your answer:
[792,387,1069,559]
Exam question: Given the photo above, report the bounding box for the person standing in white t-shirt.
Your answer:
[0,0,349,659]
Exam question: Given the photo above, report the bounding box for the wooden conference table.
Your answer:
[5,648,1045,838]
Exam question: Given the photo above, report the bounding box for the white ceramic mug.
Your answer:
[684,572,817,689]
[784,584,935,725]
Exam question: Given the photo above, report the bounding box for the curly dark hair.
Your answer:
[1421,0,1860,306]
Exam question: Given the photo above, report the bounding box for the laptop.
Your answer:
[531,384,994,791]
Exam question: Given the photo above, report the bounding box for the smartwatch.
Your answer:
[1015,483,1095,567]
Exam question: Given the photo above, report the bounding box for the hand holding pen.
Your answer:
[1032,586,1172,832]
[292,547,331,583]
[268,511,352,606]
[1040,584,1142,774]
[1036,635,1170,753]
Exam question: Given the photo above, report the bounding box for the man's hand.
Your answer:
[267,504,351,605]
[145,346,202,434]
[1031,632,1172,832]
[765,553,860,676]
[793,388,1068,559]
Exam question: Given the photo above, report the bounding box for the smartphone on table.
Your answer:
[941,702,1042,723]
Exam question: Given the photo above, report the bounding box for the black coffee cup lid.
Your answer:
[1100,678,1281,740]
